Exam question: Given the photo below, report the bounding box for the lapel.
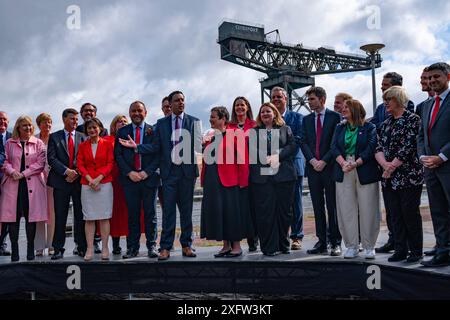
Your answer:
[74,131,83,156]
[423,99,433,132]
[309,113,316,144]
[432,93,450,127]
[60,130,68,155]
[355,124,364,155]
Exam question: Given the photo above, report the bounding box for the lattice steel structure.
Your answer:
[218,20,383,111]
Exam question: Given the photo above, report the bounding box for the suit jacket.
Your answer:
[370,100,415,129]
[249,125,297,184]
[0,131,11,180]
[77,137,114,185]
[200,130,247,188]
[283,110,305,177]
[137,114,201,180]
[114,122,160,187]
[76,124,108,137]
[227,118,256,187]
[300,109,341,176]
[415,97,434,118]
[331,121,381,184]
[47,129,86,189]
[418,93,450,174]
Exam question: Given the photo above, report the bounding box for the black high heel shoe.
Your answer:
[214,249,231,258]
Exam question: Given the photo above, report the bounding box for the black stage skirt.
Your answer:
[200,163,244,241]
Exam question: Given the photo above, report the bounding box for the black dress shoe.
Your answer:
[73,246,79,256]
[27,252,35,261]
[406,254,423,263]
[424,248,437,256]
[112,247,122,255]
[214,249,231,258]
[11,254,19,262]
[123,249,139,259]
[94,242,101,254]
[375,242,395,253]
[0,248,11,256]
[387,252,407,262]
[147,248,158,258]
[51,251,64,260]
[263,252,277,257]
[421,253,450,267]
[77,249,86,258]
[307,246,328,254]
[280,249,291,254]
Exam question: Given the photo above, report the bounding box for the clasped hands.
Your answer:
[421,155,444,169]
[128,171,148,183]
[65,169,79,183]
[86,174,104,191]
[266,154,280,169]
[310,159,327,172]
[11,171,24,181]
[340,160,357,173]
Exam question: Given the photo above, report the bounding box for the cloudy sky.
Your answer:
[0,0,449,130]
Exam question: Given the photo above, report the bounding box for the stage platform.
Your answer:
[1,235,449,300]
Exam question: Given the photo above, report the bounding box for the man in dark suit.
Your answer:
[371,72,414,254]
[0,111,11,256]
[271,87,306,251]
[76,102,108,136]
[418,62,450,267]
[47,108,87,260]
[121,91,201,260]
[370,72,415,129]
[114,101,160,259]
[75,102,107,254]
[300,86,342,256]
[415,67,436,118]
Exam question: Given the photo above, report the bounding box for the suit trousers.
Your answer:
[52,183,87,253]
[308,167,341,247]
[336,165,380,250]
[123,182,157,251]
[424,168,450,254]
[160,165,196,250]
[382,185,423,256]
[251,180,295,255]
[290,176,304,240]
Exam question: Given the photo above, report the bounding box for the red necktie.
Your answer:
[68,131,74,169]
[315,113,322,160]
[428,96,441,144]
[134,126,141,170]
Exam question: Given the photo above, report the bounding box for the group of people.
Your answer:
[0,62,449,268]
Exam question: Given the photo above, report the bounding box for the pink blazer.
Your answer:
[0,136,48,223]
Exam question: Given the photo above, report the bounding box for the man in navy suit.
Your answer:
[120,91,201,260]
[300,86,342,256]
[271,87,305,251]
[0,111,12,256]
[415,67,436,118]
[418,62,450,267]
[114,101,160,259]
[47,108,87,260]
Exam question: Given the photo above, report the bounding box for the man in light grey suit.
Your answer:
[418,62,450,267]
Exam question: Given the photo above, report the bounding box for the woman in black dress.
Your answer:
[249,102,298,256]
[201,106,246,257]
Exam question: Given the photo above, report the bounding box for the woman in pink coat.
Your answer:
[0,116,47,262]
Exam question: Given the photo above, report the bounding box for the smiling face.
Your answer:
[81,104,97,121]
[384,96,402,115]
[161,99,172,116]
[18,120,33,140]
[260,105,275,126]
[63,112,78,132]
[429,69,450,95]
[129,102,147,125]
[39,118,52,135]
[234,99,248,119]
[271,89,287,114]
[342,102,351,120]
[420,71,431,92]
[334,96,345,114]
[114,116,128,132]
[209,110,226,130]
[0,112,9,134]
[86,122,101,139]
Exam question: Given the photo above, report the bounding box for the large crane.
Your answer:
[218,20,383,112]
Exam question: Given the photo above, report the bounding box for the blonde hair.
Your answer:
[110,114,128,136]
[335,92,353,101]
[36,113,52,127]
[383,86,409,108]
[12,115,35,139]
[256,102,285,127]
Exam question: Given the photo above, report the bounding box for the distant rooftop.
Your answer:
[219,18,264,29]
